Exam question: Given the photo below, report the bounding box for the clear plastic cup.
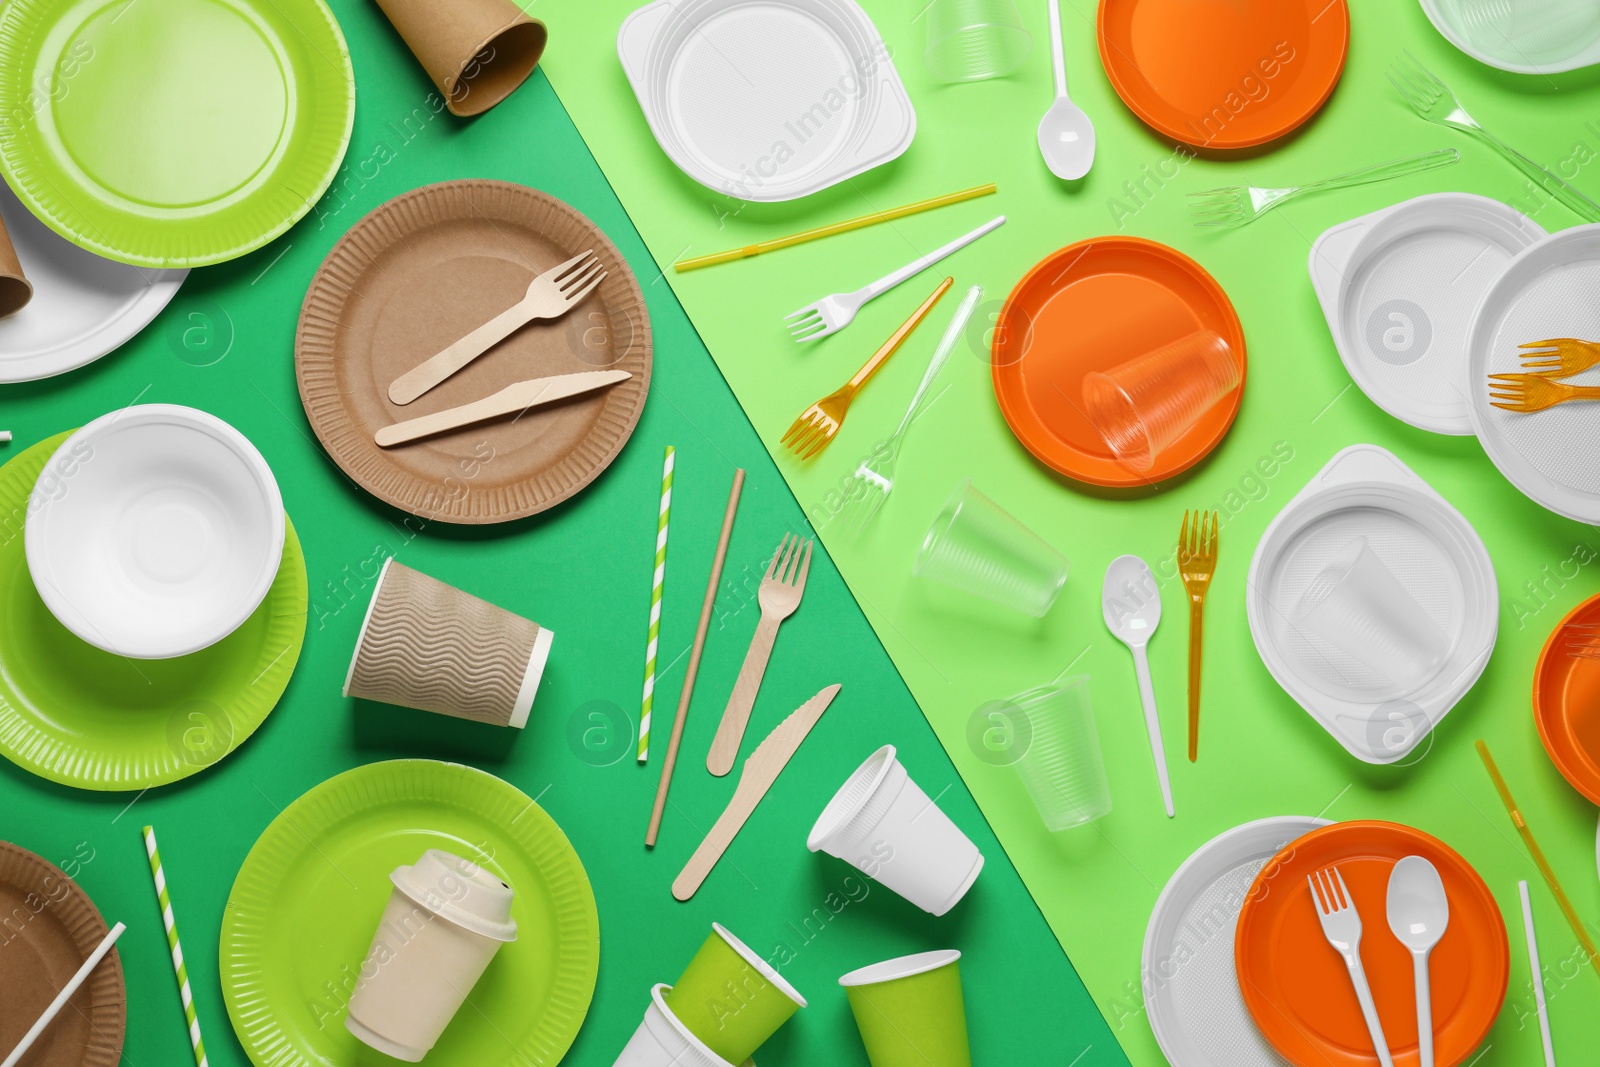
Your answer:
[1292,536,1452,692]
[1004,677,1113,831]
[913,481,1068,618]
[1082,330,1240,472]
[923,0,1032,82]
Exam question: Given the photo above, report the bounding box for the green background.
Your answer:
[0,2,1124,1067]
[537,0,1600,1063]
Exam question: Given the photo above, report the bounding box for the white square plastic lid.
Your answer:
[617,0,915,202]
[1246,445,1499,764]
[1309,192,1545,436]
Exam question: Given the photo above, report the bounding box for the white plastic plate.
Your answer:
[1247,445,1498,764]
[1309,193,1545,435]
[25,405,285,659]
[1419,0,1600,75]
[0,184,186,383]
[1143,816,1329,1067]
[1466,223,1600,525]
[617,0,915,202]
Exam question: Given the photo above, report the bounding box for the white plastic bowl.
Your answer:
[25,405,285,659]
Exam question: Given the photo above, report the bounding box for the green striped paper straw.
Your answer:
[142,825,208,1067]
[640,444,675,762]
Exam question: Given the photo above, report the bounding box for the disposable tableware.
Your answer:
[839,951,972,1066]
[639,445,675,764]
[0,921,124,1067]
[1178,510,1217,762]
[1386,856,1449,1067]
[1189,150,1458,228]
[1308,865,1395,1067]
[914,480,1068,617]
[924,0,1031,82]
[143,827,207,1067]
[783,279,952,459]
[1420,0,1600,74]
[1082,330,1240,473]
[1518,881,1557,1067]
[1487,372,1600,412]
[1037,0,1095,180]
[376,370,632,446]
[666,923,805,1061]
[999,677,1112,830]
[374,0,546,116]
[1104,555,1173,817]
[1516,337,1600,376]
[785,219,1000,342]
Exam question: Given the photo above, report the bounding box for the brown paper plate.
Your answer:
[0,841,126,1067]
[296,181,651,523]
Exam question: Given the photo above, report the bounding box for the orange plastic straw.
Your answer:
[1476,739,1600,976]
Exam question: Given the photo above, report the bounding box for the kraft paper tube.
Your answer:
[374,0,547,117]
[0,215,32,318]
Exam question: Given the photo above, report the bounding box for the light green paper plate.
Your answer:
[0,0,355,268]
[220,759,601,1067]
[0,431,307,790]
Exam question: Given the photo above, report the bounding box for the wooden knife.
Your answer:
[374,369,631,447]
[672,683,841,901]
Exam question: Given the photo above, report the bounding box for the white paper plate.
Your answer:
[617,0,915,201]
[1143,816,1329,1067]
[1419,0,1600,74]
[1466,223,1600,525]
[1247,445,1498,764]
[1309,193,1545,435]
[0,185,186,383]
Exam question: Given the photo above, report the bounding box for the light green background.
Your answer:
[538,0,1600,1063]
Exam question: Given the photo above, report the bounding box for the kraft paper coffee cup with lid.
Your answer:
[344,558,554,728]
[346,849,518,1062]
[374,0,547,116]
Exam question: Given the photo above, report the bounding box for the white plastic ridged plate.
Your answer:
[1419,0,1600,74]
[617,0,915,201]
[1246,445,1498,764]
[1466,223,1600,525]
[1143,816,1329,1067]
[1309,193,1545,435]
[0,184,186,383]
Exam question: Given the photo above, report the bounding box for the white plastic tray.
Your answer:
[1466,223,1600,525]
[1246,445,1499,764]
[1143,816,1328,1067]
[1309,193,1545,435]
[617,0,915,201]
[1419,0,1600,74]
[0,185,186,383]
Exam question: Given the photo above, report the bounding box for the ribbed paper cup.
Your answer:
[666,923,805,1062]
[374,0,547,116]
[0,214,31,318]
[344,558,553,727]
[840,951,971,1067]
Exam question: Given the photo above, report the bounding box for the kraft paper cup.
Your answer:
[0,214,31,318]
[666,923,805,1062]
[615,984,740,1067]
[375,0,547,116]
[1083,329,1240,472]
[807,746,984,916]
[344,558,553,727]
[346,850,518,1062]
[840,951,971,1067]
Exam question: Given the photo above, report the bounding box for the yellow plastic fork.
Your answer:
[1518,337,1600,377]
[1488,372,1600,413]
[780,277,952,460]
[1178,510,1218,763]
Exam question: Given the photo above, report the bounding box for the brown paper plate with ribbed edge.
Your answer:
[0,842,126,1067]
[296,181,651,523]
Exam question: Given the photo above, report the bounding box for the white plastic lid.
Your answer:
[390,850,518,942]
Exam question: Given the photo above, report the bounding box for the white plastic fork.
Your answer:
[784,215,1004,343]
[1308,866,1395,1067]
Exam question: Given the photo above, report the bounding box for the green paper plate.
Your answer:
[0,0,355,268]
[0,432,307,790]
[220,759,601,1067]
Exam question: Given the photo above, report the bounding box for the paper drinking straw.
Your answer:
[0,921,124,1067]
[1476,740,1600,979]
[646,468,745,846]
[639,445,675,762]
[1520,880,1557,1066]
[142,826,208,1067]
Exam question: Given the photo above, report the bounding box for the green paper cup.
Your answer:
[840,951,971,1067]
[664,923,805,1063]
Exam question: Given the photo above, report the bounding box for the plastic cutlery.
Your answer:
[1187,149,1459,227]
[1387,855,1449,1067]
[1037,0,1095,179]
[1309,865,1395,1067]
[1102,554,1173,817]
[784,216,1004,343]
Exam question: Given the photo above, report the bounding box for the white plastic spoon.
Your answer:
[1038,0,1096,180]
[1102,554,1173,817]
[1387,855,1449,1067]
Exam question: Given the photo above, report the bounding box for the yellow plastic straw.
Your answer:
[673,184,998,272]
[1476,739,1600,977]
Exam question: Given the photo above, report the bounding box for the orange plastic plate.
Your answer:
[1235,821,1508,1067]
[1098,0,1350,149]
[991,237,1246,488]
[1534,592,1600,805]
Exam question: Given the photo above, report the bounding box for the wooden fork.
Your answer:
[780,278,951,460]
[1519,338,1600,377]
[1488,372,1600,413]
[1178,510,1218,763]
